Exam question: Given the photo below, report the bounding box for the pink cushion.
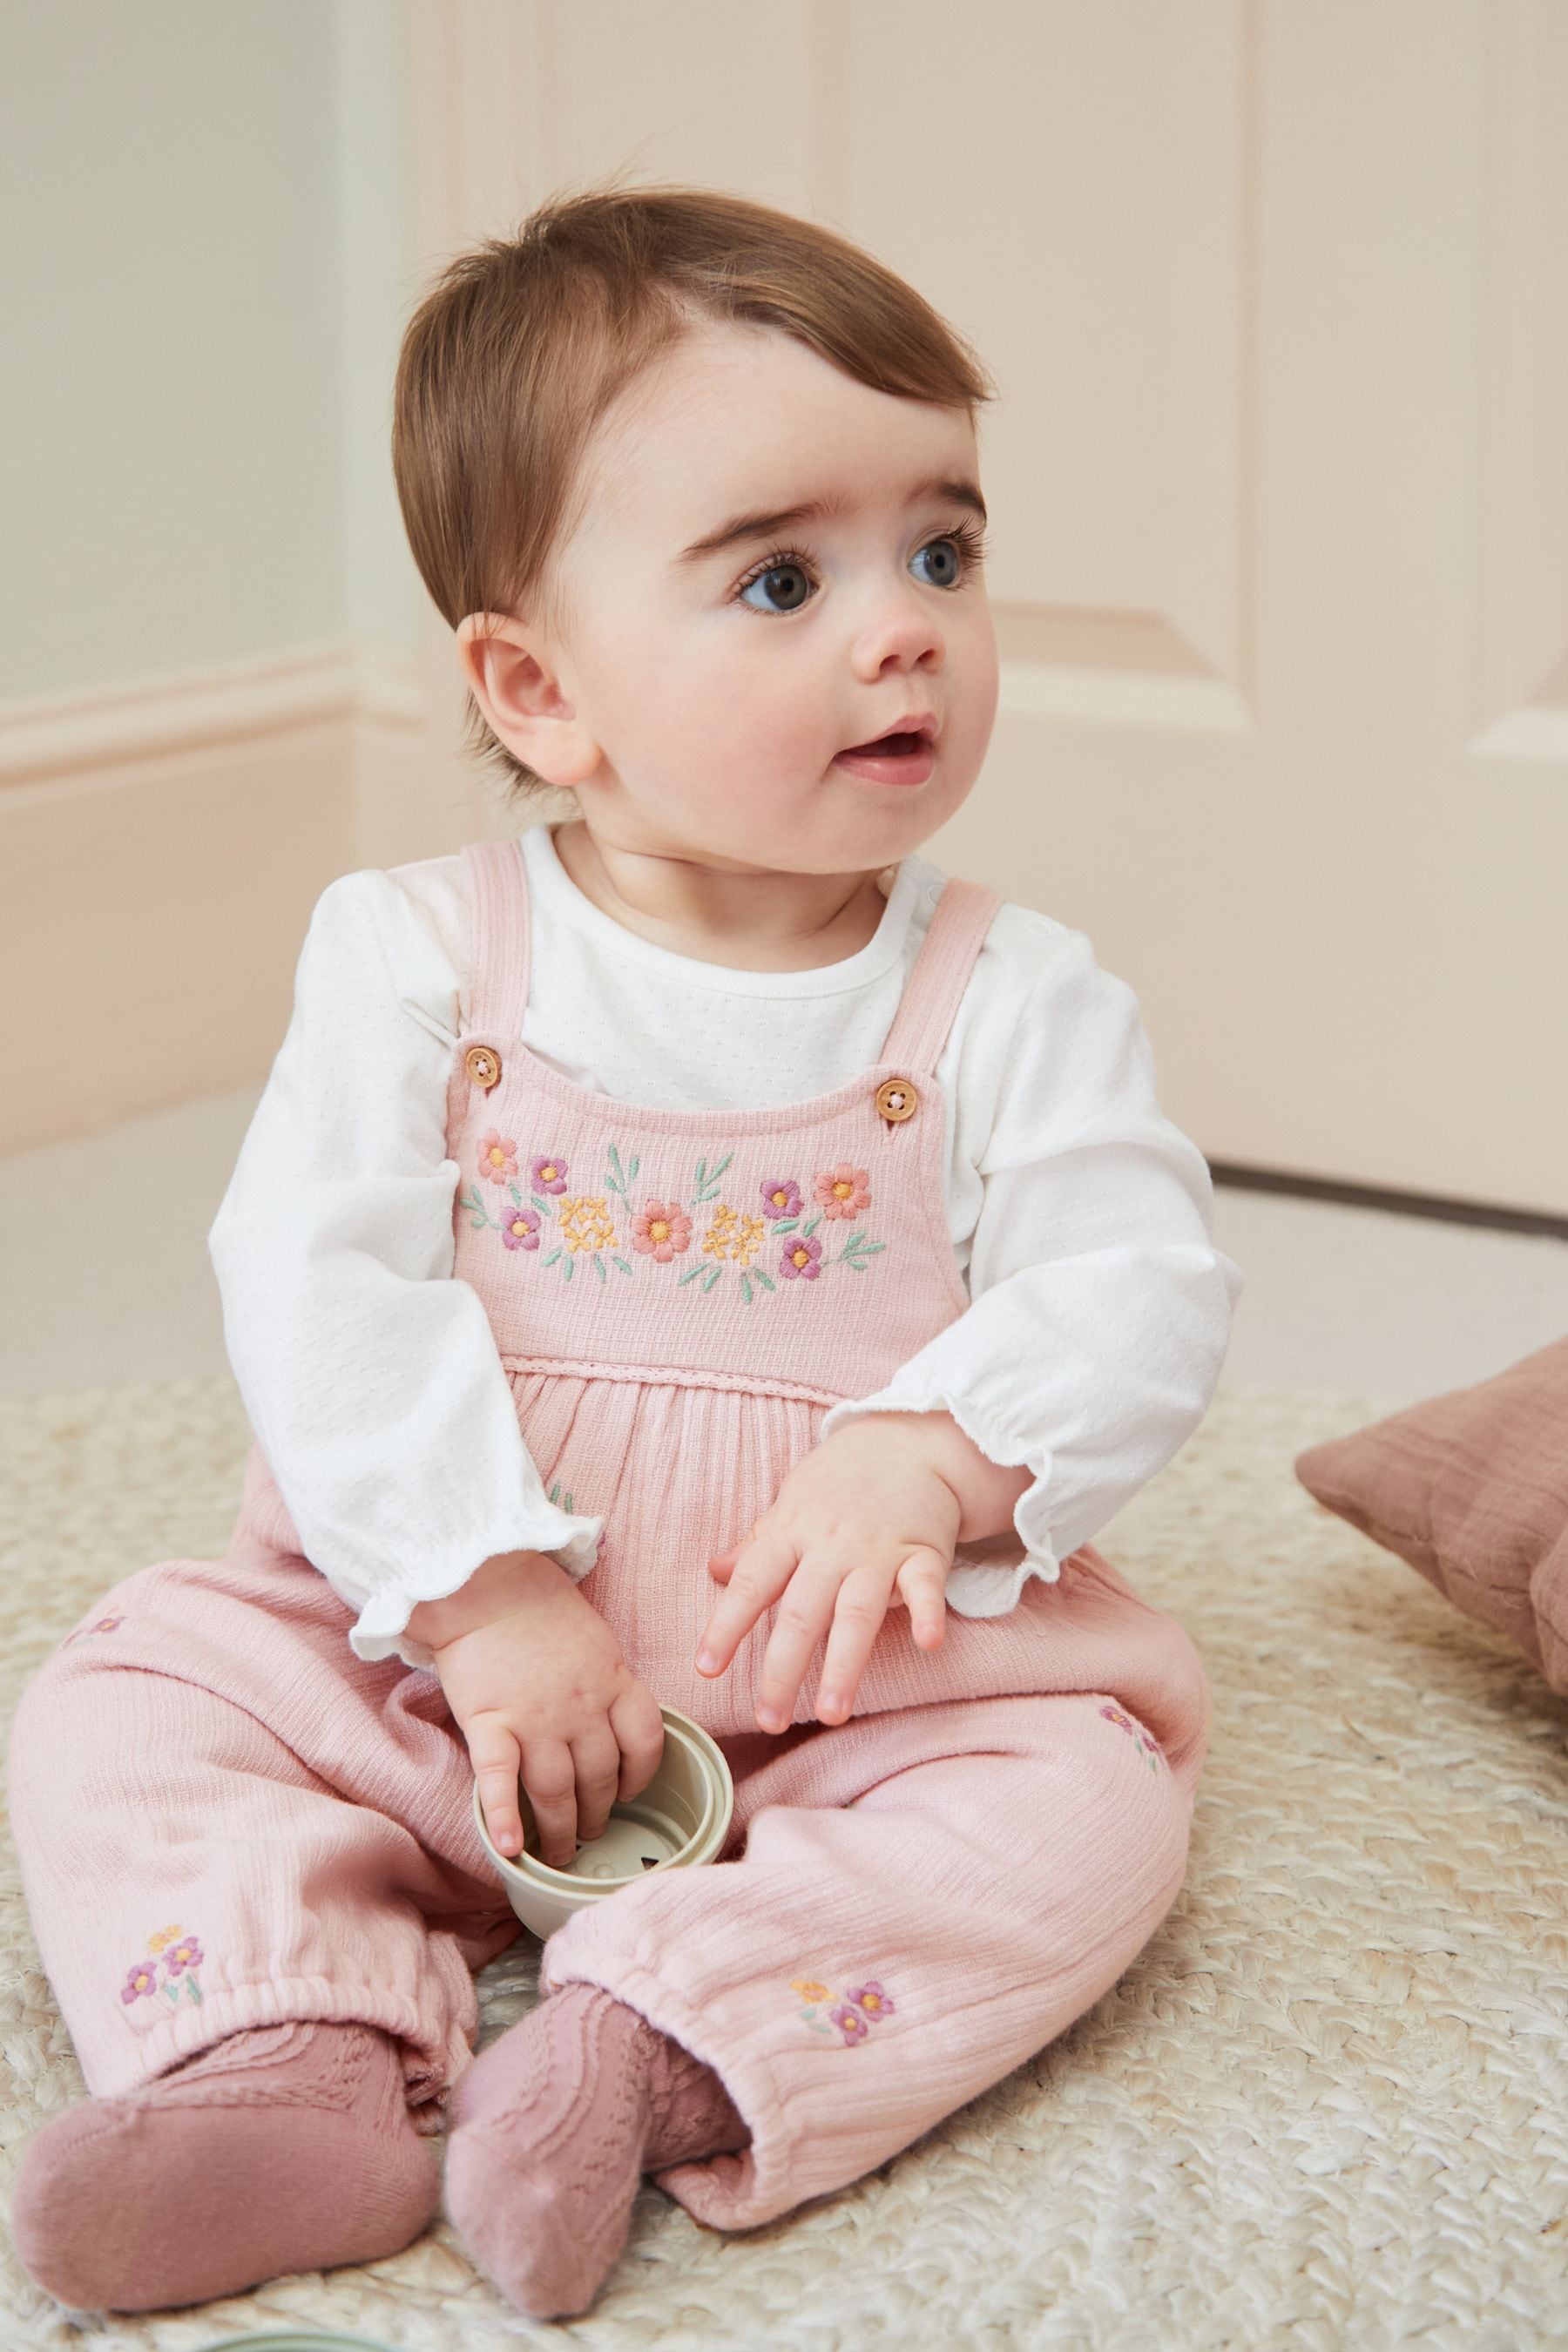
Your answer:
[1294,1337,1568,1688]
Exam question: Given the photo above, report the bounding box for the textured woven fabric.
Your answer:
[4,1381,1568,2348]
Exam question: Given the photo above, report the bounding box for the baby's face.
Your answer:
[542,321,998,875]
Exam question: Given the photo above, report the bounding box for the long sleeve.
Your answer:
[208,868,604,1671]
[818,919,1243,1615]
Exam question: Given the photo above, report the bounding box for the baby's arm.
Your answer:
[208,866,605,1670]
[700,912,1242,1729]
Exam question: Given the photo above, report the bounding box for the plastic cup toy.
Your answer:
[471,1705,734,1939]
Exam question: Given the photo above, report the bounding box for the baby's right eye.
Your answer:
[737,558,814,615]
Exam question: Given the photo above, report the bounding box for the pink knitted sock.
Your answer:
[443,1982,749,2319]
[11,2019,440,2313]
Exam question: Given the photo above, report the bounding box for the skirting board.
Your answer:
[0,640,439,1157]
[1211,1159,1568,1242]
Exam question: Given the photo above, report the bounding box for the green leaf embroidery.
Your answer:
[612,1255,633,1275]
[702,1264,722,1293]
[531,1193,554,1214]
[548,1482,560,1504]
[754,1268,777,1292]
[801,1214,821,1236]
[592,1252,607,1281]
[563,1253,575,1282]
[693,1151,733,1206]
[772,1219,800,1236]
[543,1248,562,1268]
[605,1142,628,1198]
[676,1263,706,1287]
[740,1272,753,1305]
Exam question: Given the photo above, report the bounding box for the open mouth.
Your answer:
[843,731,927,757]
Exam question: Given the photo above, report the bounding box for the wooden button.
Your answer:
[875,1076,918,1124]
[464,1044,502,1092]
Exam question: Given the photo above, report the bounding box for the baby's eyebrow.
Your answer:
[674,476,987,565]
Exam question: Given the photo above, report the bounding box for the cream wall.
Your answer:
[3,2,1565,1220]
[0,0,434,1152]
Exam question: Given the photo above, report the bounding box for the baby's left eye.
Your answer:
[910,537,963,589]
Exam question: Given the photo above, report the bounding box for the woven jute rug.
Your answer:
[1,1378,1565,2351]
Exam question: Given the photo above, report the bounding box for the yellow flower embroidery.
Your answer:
[147,1924,183,1955]
[702,1204,767,1267]
[558,1196,616,1253]
[789,1978,832,2003]
[702,1203,739,1260]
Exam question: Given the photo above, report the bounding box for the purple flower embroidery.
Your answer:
[501,1204,542,1251]
[828,2004,870,2047]
[779,1233,823,1281]
[531,1154,569,1195]
[846,1981,895,2022]
[163,1936,203,1977]
[121,1960,159,2004]
[760,1178,802,1221]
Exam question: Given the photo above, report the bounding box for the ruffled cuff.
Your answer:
[344,1498,606,1671]
[815,1387,1060,1620]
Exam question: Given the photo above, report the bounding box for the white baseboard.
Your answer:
[0,639,456,1156]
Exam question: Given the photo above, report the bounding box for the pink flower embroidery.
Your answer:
[477,1129,518,1185]
[531,1154,569,1194]
[121,1960,159,2005]
[780,1233,824,1281]
[501,1204,542,1251]
[760,1178,802,1221]
[828,2004,870,2046]
[814,1164,871,1220]
[163,1935,203,1977]
[846,1981,895,2021]
[631,1201,693,1263]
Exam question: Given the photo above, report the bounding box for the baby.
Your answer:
[8,185,1240,2322]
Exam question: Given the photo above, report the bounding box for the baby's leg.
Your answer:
[541,1687,1195,2236]
[6,1541,515,2309]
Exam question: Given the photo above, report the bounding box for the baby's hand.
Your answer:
[410,1552,666,1870]
[696,1416,962,1733]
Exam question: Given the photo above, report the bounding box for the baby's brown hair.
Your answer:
[390,180,992,797]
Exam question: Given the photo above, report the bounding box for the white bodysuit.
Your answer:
[209,821,1241,1669]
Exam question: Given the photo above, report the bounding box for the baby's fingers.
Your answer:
[697,1531,799,1677]
[814,1564,902,1726]
[518,1736,579,1871]
[609,1681,667,1804]
[895,1548,950,1652]
[467,1716,526,1860]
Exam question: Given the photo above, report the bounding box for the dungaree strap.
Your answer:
[461,838,533,1040]
[459,837,1003,1068]
[878,878,1004,1071]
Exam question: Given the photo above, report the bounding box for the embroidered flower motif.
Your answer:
[632,1200,693,1262]
[702,1204,739,1260]
[790,1974,897,2046]
[531,1153,570,1195]
[64,1612,127,1648]
[559,1197,616,1253]
[814,1164,871,1220]
[1100,1703,1163,1772]
[760,1178,802,1221]
[829,2004,871,2046]
[121,1923,207,2017]
[501,1204,542,1252]
[477,1130,518,1186]
[701,1205,767,1268]
[780,1233,824,1281]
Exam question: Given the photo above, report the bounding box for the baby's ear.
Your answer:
[454,613,598,787]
